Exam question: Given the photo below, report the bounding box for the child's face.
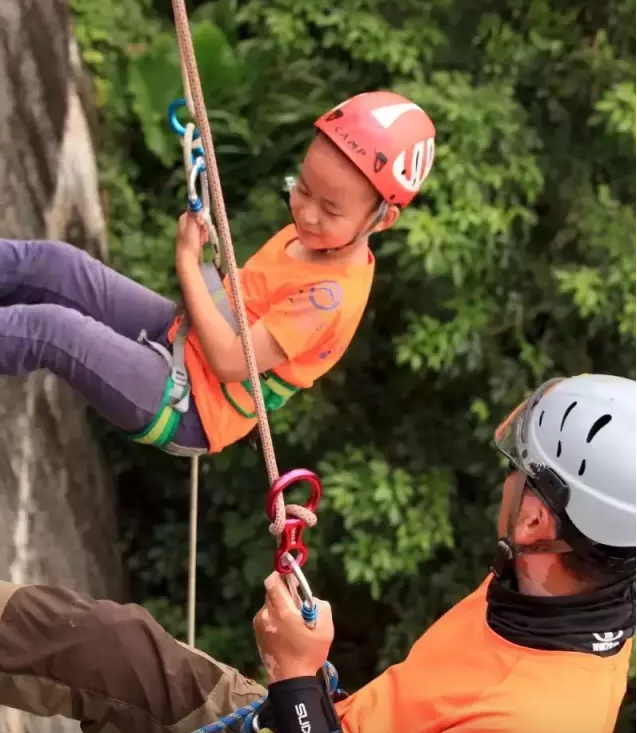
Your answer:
[290,134,393,251]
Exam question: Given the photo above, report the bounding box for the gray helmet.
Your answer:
[494,373,636,572]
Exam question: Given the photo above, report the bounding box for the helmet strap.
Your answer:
[490,470,526,577]
[319,200,389,255]
[490,470,573,578]
[490,537,515,578]
[281,178,390,255]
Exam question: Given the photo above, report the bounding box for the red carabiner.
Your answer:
[265,469,322,575]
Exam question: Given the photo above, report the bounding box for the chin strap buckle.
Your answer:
[490,537,515,578]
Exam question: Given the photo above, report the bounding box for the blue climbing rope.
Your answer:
[190,698,265,733]
[189,662,341,733]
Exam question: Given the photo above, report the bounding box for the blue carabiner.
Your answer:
[168,99,205,165]
[169,98,206,196]
[168,98,201,141]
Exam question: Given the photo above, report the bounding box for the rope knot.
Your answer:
[267,493,318,536]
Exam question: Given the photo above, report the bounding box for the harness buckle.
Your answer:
[171,365,189,388]
[169,366,191,413]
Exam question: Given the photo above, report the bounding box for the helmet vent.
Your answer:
[587,414,612,443]
[579,459,586,476]
[556,401,577,459]
[539,410,545,426]
[560,401,578,430]
[413,148,422,173]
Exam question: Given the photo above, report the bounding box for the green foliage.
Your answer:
[321,448,454,598]
[71,0,635,725]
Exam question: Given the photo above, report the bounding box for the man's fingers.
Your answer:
[253,604,269,634]
[264,572,302,616]
[264,572,331,626]
[315,598,331,614]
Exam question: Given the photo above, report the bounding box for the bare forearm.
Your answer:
[176,255,288,382]
[176,256,238,377]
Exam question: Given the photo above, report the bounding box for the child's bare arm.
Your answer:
[175,213,286,382]
[177,257,286,381]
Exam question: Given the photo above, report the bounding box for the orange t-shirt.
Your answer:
[335,577,632,733]
[169,224,375,453]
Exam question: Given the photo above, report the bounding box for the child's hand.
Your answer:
[175,211,208,269]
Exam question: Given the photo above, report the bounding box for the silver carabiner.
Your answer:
[280,551,317,629]
[187,158,205,210]
[181,122,221,268]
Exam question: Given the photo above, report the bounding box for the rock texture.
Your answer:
[0,1,123,730]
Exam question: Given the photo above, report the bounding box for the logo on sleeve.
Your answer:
[295,703,311,733]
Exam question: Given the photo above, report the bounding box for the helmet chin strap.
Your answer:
[281,176,389,255]
[316,200,389,255]
[490,471,573,578]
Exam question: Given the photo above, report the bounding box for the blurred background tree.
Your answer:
[69,0,635,726]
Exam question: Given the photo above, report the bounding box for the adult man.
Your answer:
[0,373,633,733]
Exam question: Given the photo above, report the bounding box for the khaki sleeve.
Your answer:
[0,580,266,733]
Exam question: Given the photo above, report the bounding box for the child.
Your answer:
[0,90,435,456]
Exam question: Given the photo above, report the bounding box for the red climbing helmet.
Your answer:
[315,90,436,208]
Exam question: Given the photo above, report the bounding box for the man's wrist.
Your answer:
[267,676,342,733]
[268,665,320,684]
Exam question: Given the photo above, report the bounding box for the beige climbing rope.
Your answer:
[187,454,199,647]
[171,0,280,484]
[170,0,317,647]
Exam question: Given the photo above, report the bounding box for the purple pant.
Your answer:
[0,239,208,450]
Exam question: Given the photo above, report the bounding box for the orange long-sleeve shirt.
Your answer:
[335,578,632,733]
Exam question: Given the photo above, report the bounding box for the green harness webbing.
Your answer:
[127,373,183,447]
[221,370,298,419]
[128,263,299,454]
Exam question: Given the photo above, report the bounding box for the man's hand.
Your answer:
[175,211,208,271]
[253,572,334,684]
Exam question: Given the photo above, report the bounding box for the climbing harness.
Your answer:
[130,98,301,449]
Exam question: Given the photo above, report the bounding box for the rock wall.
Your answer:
[0,1,123,730]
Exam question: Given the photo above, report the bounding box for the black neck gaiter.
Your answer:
[487,570,636,656]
